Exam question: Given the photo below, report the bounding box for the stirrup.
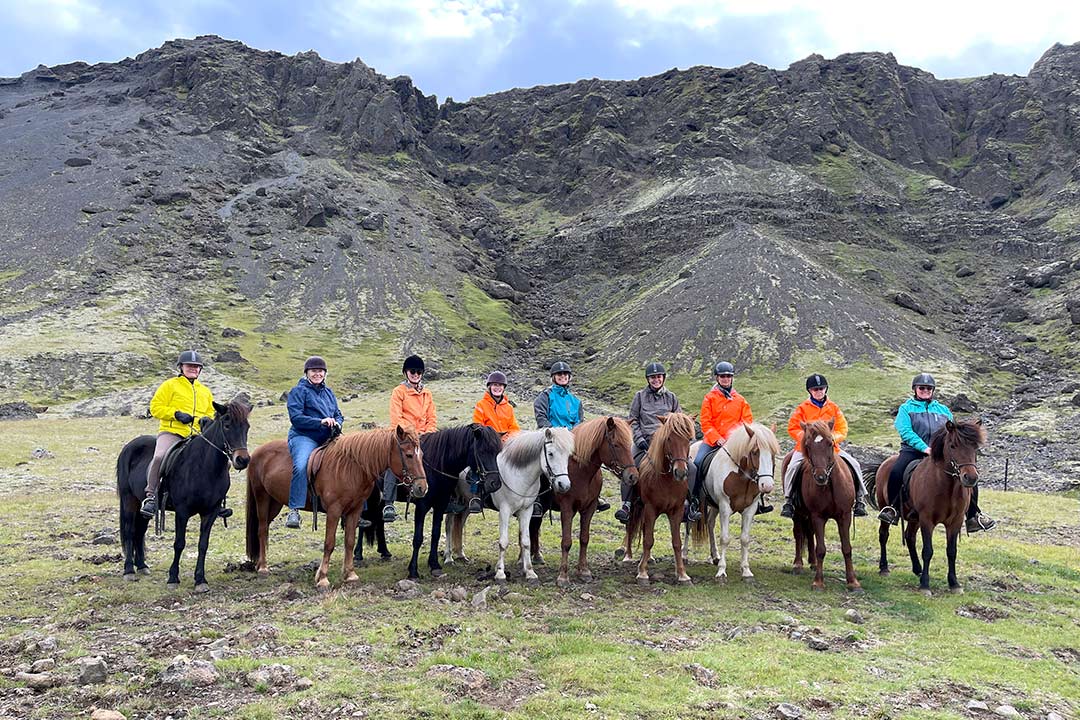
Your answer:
[966,513,996,533]
[467,497,483,514]
[532,501,544,518]
[382,504,397,522]
[614,502,631,524]
[877,506,899,526]
[140,496,157,518]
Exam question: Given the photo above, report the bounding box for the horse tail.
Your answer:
[625,500,642,553]
[245,465,260,562]
[862,463,880,510]
[690,513,709,547]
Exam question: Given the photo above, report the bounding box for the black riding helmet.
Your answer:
[304,356,328,372]
[805,373,828,392]
[912,372,936,396]
[486,371,508,386]
[645,362,666,378]
[713,361,734,376]
[550,361,572,376]
[176,350,204,367]
[403,354,425,374]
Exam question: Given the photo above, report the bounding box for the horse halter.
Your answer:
[724,444,773,486]
[396,437,423,485]
[601,426,634,479]
[541,439,570,484]
[946,459,979,485]
[807,457,835,485]
[195,418,244,461]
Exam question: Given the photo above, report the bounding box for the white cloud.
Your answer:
[329,0,519,42]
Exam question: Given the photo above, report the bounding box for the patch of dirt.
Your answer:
[956,604,1010,622]
[1050,647,1080,664]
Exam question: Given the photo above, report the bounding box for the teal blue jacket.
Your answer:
[895,397,952,453]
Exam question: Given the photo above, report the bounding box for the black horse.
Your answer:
[117,398,251,591]
[353,489,392,565]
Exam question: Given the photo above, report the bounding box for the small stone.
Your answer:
[16,671,57,689]
[297,676,314,690]
[686,662,716,687]
[449,586,468,602]
[844,609,864,624]
[37,636,58,653]
[92,533,116,545]
[471,586,490,609]
[579,593,595,602]
[776,702,803,719]
[30,659,55,672]
[395,579,419,593]
[30,448,55,460]
[431,589,447,600]
[585,702,598,711]
[994,706,1021,718]
[806,636,829,651]
[75,656,108,685]
[64,157,92,167]
[90,711,127,720]
[1047,713,1064,720]
[967,700,990,711]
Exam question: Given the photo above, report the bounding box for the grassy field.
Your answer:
[0,406,1078,720]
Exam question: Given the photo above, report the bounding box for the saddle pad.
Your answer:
[159,436,194,484]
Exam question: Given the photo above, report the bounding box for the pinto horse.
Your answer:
[117,398,252,591]
[784,420,860,591]
[404,424,502,580]
[875,419,986,595]
[687,423,779,581]
[542,416,639,587]
[623,413,695,585]
[244,424,425,590]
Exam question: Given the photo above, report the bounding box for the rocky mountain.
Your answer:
[2,36,1079,483]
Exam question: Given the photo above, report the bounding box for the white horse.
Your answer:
[491,427,574,583]
[685,423,779,580]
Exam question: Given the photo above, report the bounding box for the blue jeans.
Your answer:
[288,432,319,510]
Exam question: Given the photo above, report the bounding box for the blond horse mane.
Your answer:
[321,424,419,480]
[641,412,695,484]
[573,416,632,464]
[723,422,780,462]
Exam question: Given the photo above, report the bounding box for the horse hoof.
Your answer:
[344,573,360,584]
[123,573,138,582]
[556,576,570,589]
[621,555,636,564]
[167,582,180,590]
[920,588,932,597]
[949,586,964,595]
[636,576,650,586]
[579,572,593,584]
[613,548,626,560]
[194,583,210,594]
[532,555,545,566]
[811,583,825,592]
[792,566,803,576]
[847,584,864,593]
[741,575,755,584]
[878,568,890,576]
[316,582,331,594]
[454,555,470,565]
[495,576,507,585]
[525,575,539,585]
[431,568,444,579]
[677,576,693,585]
[710,557,720,566]
[138,567,151,576]
[715,574,727,583]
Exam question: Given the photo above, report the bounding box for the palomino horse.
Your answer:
[491,428,574,583]
[405,424,502,580]
[686,423,779,581]
[784,419,860,591]
[623,413,695,585]
[244,425,425,590]
[875,419,986,595]
[117,398,252,591]
[545,416,639,587]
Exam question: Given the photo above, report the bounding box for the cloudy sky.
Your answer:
[2,0,1078,100]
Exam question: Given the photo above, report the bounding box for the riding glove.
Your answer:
[174,411,195,424]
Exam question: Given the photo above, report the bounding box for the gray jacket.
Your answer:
[628,385,682,447]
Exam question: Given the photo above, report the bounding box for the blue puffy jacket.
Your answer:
[895,397,952,453]
[287,377,344,444]
[534,384,583,429]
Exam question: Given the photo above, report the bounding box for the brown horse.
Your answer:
[546,416,639,588]
[623,413,695,585]
[245,425,426,590]
[874,419,986,595]
[784,420,860,591]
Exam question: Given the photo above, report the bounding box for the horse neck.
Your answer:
[500,452,543,493]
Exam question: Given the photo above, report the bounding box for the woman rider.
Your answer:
[780,373,868,518]
[688,361,754,522]
[618,361,682,524]
[878,373,996,533]
[141,350,216,517]
[381,354,436,522]
[284,356,344,529]
[462,370,520,512]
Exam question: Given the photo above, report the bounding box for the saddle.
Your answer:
[156,437,195,512]
[698,445,722,481]
[304,444,332,527]
[900,458,923,505]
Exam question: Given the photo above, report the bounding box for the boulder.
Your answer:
[892,293,926,315]
[151,190,192,205]
[75,656,108,685]
[64,157,92,167]
[0,402,37,420]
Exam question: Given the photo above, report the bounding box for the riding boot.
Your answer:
[853,492,868,517]
[140,494,158,518]
[756,493,773,515]
[686,495,702,523]
[780,498,795,518]
[615,501,632,524]
[596,498,611,512]
[381,470,398,523]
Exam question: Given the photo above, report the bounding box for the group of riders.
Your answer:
[140,351,996,535]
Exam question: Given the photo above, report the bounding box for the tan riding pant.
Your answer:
[783,449,865,498]
[146,432,183,497]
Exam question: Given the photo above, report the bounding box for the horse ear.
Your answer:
[606,416,616,430]
[799,421,808,433]
[213,401,228,415]
[544,427,553,440]
[395,424,407,440]
[946,420,956,431]
[827,418,835,430]
[657,415,669,425]
[744,422,754,437]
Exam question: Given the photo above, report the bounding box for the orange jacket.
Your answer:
[788,398,847,452]
[390,382,437,433]
[472,392,521,438]
[700,387,753,446]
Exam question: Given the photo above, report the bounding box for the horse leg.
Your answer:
[715,508,731,580]
[376,515,391,559]
[918,522,934,595]
[905,519,922,576]
[168,513,188,587]
[495,509,510,583]
[453,512,469,563]
[443,512,455,564]
[408,506,425,580]
[135,512,151,574]
[878,520,891,576]
[193,511,217,593]
[636,507,656,584]
[707,505,720,565]
[342,510,360,584]
[578,507,595,583]
[530,515,544,566]
[839,513,861,591]
[519,507,538,582]
[670,512,691,584]
[120,495,137,579]
[315,509,340,592]
[557,506,573,588]
[739,509,755,580]
[428,509,445,577]
[792,516,805,575]
[811,515,827,591]
[946,526,962,593]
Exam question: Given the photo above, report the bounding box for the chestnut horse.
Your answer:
[245,425,426,590]
[623,413,696,585]
[544,416,639,588]
[874,419,986,595]
[686,423,779,581]
[783,419,860,591]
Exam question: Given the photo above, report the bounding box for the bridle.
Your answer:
[600,425,635,479]
[396,436,424,486]
[541,438,570,485]
[722,443,773,486]
[194,416,246,462]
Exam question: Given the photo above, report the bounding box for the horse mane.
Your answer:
[799,420,834,454]
[572,416,632,464]
[422,423,501,465]
[642,412,695,482]
[501,427,574,470]
[724,422,781,461]
[929,419,986,462]
[223,396,251,423]
[324,425,419,478]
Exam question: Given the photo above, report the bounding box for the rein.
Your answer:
[722,443,773,486]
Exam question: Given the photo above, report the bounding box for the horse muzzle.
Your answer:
[673,465,688,482]
[960,472,979,488]
[410,477,429,498]
[623,467,639,487]
[232,450,250,471]
[553,476,571,494]
[758,476,775,494]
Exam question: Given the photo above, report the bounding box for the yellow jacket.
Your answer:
[390,382,437,433]
[149,376,215,437]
